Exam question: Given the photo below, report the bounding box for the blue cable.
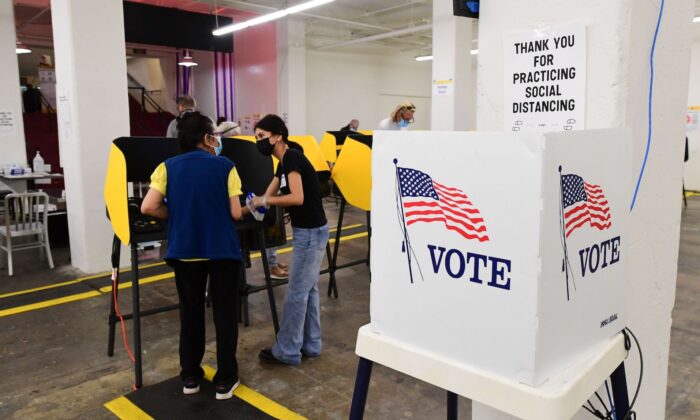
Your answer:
[631,0,665,211]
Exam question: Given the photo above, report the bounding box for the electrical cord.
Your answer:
[583,327,643,420]
[630,0,665,211]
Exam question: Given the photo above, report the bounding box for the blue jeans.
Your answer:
[265,248,277,267]
[272,225,329,364]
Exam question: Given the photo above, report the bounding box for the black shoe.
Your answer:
[301,351,321,359]
[215,380,240,400]
[259,348,286,365]
[182,377,200,395]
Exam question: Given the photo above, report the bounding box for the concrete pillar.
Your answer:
[0,0,27,188]
[276,18,307,135]
[52,0,131,273]
[474,1,692,419]
[430,0,474,131]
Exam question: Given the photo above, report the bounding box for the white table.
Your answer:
[350,324,629,420]
[0,172,64,193]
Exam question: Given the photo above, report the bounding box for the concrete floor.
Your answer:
[0,198,698,419]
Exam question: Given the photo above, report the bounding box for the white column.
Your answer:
[276,18,307,135]
[430,1,474,131]
[474,1,692,419]
[52,0,130,273]
[0,0,27,188]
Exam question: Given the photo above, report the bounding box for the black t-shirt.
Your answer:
[275,148,327,228]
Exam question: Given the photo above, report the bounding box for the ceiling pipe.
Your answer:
[357,1,425,19]
[315,23,432,50]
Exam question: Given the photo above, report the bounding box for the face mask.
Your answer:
[212,135,223,156]
[398,119,409,128]
[256,137,275,156]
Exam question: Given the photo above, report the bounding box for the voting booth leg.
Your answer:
[107,235,121,357]
[349,357,374,420]
[610,362,630,419]
[257,228,280,334]
[328,198,346,298]
[130,242,143,389]
[447,392,458,420]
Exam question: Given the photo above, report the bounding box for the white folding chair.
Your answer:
[0,192,54,276]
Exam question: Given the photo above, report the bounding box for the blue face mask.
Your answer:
[398,119,409,128]
[211,135,223,156]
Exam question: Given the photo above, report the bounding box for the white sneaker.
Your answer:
[215,380,240,400]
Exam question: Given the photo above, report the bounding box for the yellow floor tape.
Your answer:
[0,224,364,301]
[104,396,154,420]
[0,232,368,318]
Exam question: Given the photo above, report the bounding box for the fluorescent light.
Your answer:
[213,0,335,35]
[16,41,31,54]
[470,49,478,55]
[287,0,334,14]
[415,55,433,62]
[694,16,700,23]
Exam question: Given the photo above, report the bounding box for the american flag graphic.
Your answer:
[397,167,489,242]
[561,174,612,238]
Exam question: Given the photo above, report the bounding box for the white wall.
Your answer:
[126,57,174,113]
[0,0,28,188]
[685,40,700,190]
[191,51,217,121]
[474,1,692,419]
[306,49,433,140]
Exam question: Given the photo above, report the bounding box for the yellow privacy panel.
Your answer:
[289,135,330,172]
[331,138,372,211]
[320,132,338,163]
[358,130,373,135]
[104,144,130,245]
[233,135,256,143]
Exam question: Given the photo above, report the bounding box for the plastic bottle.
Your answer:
[32,150,45,173]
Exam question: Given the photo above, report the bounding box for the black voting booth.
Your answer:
[104,136,286,389]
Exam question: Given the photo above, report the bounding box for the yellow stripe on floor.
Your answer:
[202,365,307,420]
[104,396,154,420]
[0,224,365,300]
[0,291,101,317]
[0,231,369,318]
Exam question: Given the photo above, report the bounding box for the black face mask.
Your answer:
[256,137,275,156]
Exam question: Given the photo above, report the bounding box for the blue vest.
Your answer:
[164,150,242,261]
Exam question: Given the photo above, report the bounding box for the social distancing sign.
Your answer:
[504,22,587,132]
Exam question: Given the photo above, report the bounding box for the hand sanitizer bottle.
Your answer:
[32,150,45,173]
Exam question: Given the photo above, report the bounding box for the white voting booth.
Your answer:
[353,128,632,419]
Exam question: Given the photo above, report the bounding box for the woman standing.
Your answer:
[141,112,243,399]
[251,114,329,365]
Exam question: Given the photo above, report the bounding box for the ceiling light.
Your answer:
[178,52,198,67]
[415,55,433,62]
[470,49,479,55]
[694,16,700,23]
[213,0,335,35]
[16,41,31,54]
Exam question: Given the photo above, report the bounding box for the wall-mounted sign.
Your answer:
[0,110,16,136]
[504,22,586,132]
[686,106,700,132]
[432,79,454,96]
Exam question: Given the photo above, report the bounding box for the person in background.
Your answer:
[142,111,243,400]
[340,119,360,132]
[23,84,42,113]
[216,119,288,279]
[251,114,329,365]
[377,101,416,131]
[216,120,242,138]
[166,95,197,138]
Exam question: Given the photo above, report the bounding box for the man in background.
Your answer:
[166,95,197,138]
[340,119,359,132]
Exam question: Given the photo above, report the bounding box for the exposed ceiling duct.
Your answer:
[315,23,432,50]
